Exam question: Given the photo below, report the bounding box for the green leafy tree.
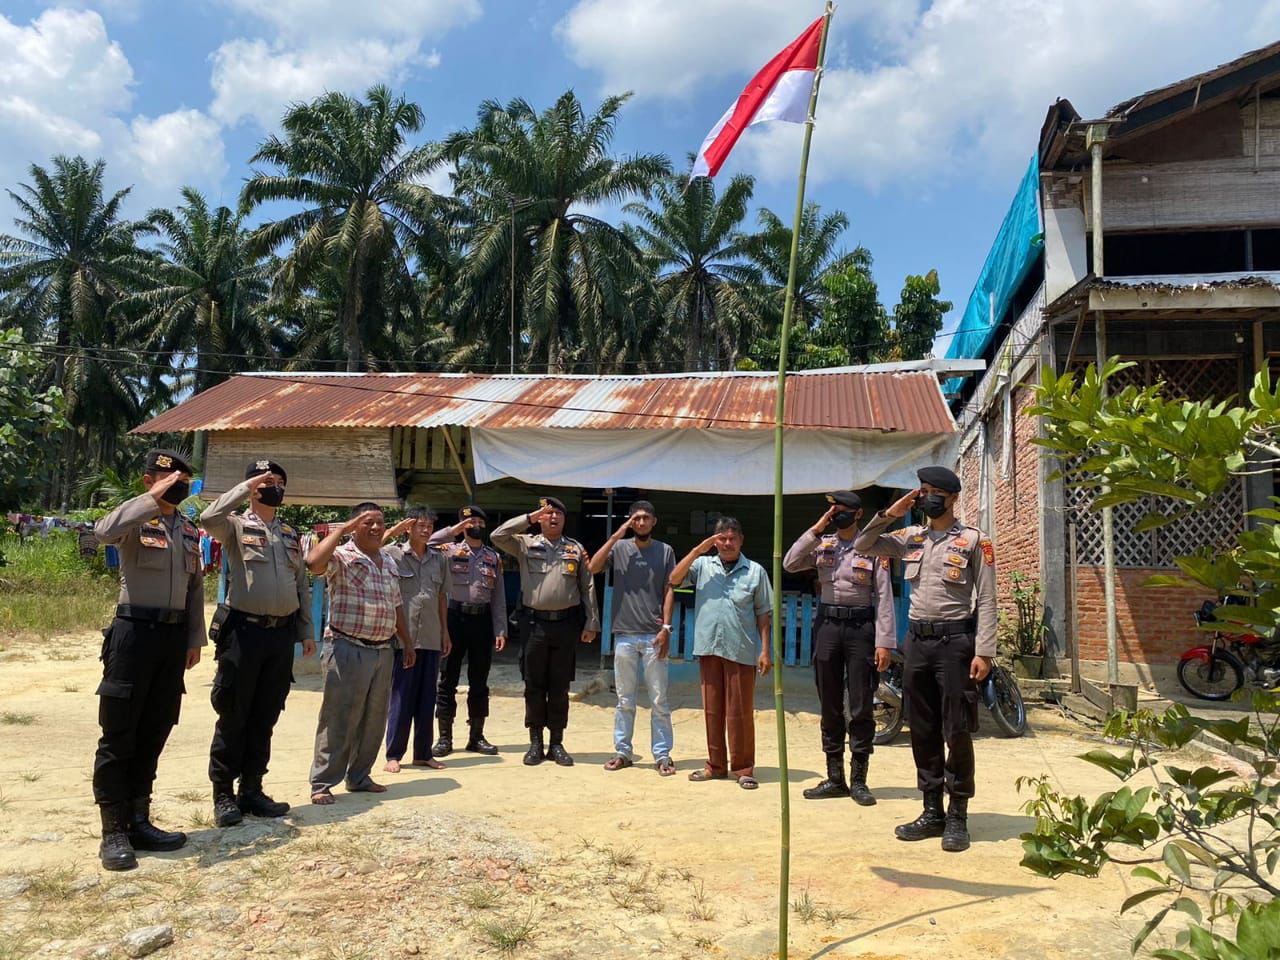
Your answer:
[813,257,888,365]
[890,269,951,360]
[0,327,67,505]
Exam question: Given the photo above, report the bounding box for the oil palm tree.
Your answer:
[444,90,669,373]
[241,84,452,371]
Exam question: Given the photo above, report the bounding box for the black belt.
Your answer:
[449,600,488,615]
[116,604,186,625]
[530,607,577,622]
[821,604,873,622]
[234,610,296,629]
[909,618,974,638]
[330,629,391,648]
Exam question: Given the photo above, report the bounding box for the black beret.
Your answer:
[628,500,656,517]
[459,505,488,522]
[246,459,287,485]
[145,448,193,475]
[539,496,567,513]
[917,466,961,493]
[825,491,861,509]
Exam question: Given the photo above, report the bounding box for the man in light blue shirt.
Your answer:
[670,517,772,789]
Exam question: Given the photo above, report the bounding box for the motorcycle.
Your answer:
[1177,599,1280,701]
[873,647,1027,744]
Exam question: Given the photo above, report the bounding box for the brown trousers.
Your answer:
[699,655,756,778]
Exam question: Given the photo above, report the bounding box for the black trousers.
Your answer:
[903,629,979,798]
[436,609,495,725]
[207,616,295,786]
[522,614,579,732]
[812,615,878,759]
[92,617,187,807]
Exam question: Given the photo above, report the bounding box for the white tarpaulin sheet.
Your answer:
[470,428,959,495]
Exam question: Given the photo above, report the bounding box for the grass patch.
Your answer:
[456,885,503,910]
[688,880,716,922]
[60,683,79,693]
[188,809,215,829]
[601,843,638,870]
[17,770,42,783]
[792,883,857,926]
[0,712,35,726]
[174,790,206,803]
[0,533,118,641]
[476,904,540,955]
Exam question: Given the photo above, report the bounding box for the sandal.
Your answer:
[311,789,336,805]
[737,775,759,790]
[348,781,388,794]
[656,758,676,777]
[688,769,726,782]
[604,755,633,771]
[411,758,446,770]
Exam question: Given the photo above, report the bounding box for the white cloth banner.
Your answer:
[470,428,959,495]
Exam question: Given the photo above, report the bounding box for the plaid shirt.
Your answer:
[325,541,402,643]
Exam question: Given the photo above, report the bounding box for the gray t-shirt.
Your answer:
[609,538,675,636]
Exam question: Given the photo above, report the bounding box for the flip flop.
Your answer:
[348,781,388,794]
[656,758,676,777]
[688,769,726,782]
[737,775,759,790]
[604,756,633,771]
[311,790,336,805]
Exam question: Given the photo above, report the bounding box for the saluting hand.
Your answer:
[886,488,922,519]
[342,510,382,535]
[611,515,634,540]
[528,505,554,525]
[812,505,839,535]
[697,534,720,554]
[385,517,414,539]
[149,470,186,505]
[246,471,275,492]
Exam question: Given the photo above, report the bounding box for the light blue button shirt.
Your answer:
[683,553,772,666]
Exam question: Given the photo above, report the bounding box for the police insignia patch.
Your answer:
[947,568,962,581]
[256,459,270,470]
[155,454,172,468]
[954,537,969,548]
[981,539,995,565]
[880,557,890,570]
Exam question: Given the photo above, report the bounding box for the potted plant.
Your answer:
[1006,571,1046,679]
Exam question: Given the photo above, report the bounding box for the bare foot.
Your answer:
[411,758,446,770]
[384,759,402,774]
[311,790,336,805]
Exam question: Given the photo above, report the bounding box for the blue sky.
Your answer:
[2,1,1277,351]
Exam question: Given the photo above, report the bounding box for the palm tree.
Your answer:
[444,91,670,373]
[241,85,452,371]
[624,172,757,370]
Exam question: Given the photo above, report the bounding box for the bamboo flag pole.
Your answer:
[770,4,834,958]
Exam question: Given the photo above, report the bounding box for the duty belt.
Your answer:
[909,618,974,638]
[449,600,488,615]
[530,607,577,622]
[115,604,186,625]
[235,610,296,629]
[821,604,874,621]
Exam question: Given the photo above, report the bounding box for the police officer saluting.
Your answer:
[854,466,996,852]
[200,460,313,827]
[92,449,206,871]
[784,491,895,805]
[492,497,600,767]
[428,505,508,758]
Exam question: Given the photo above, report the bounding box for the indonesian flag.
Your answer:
[691,16,824,179]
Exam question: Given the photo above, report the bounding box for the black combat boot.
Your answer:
[894,791,946,841]
[432,721,454,758]
[238,779,290,818]
[545,730,574,767]
[100,803,137,871]
[522,728,545,766]
[849,755,876,807]
[802,754,849,799]
[465,720,498,756]
[941,796,971,852]
[213,783,244,827]
[128,798,187,851]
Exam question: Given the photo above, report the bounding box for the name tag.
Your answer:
[944,553,966,566]
[241,534,268,547]
[139,535,168,549]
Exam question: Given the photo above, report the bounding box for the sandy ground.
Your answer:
[0,608,1195,959]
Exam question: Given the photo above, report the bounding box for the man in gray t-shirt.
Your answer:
[588,501,676,774]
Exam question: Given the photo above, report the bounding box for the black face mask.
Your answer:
[833,511,858,530]
[257,485,285,507]
[161,480,190,505]
[918,493,949,519]
[466,526,488,542]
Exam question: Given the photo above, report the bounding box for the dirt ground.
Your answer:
[0,608,1197,959]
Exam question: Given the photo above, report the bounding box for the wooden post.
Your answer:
[440,427,473,498]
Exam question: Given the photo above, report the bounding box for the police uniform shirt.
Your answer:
[783,530,897,648]
[428,524,509,637]
[491,514,601,630]
[94,493,206,650]
[384,542,451,651]
[200,479,313,644]
[854,512,998,657]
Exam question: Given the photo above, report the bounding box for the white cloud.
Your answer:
[422,162,455,197]
[209,0,480,128]
[125,109,228,203]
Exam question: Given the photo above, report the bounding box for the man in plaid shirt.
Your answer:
[306,503,413,805]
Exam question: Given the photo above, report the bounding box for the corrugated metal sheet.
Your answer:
[134,369,956,436]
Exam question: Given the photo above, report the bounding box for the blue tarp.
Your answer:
[943,155,1042,390]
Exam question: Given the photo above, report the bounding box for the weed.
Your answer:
[60,683,79,693]
[24,866,76,901]
[602,843,638,870]
[688,880,716,922]
[0,788,9,811]
[322,945,376,960]
[609,888,638,910]
[174,790,206,803]
[692,935,716,951]
[17,771,42,783]
[456,885,503,910]
[0,712,35,726]
[576,836,595,852]
[476,904,540,955]
[819,906,859,925]
[188,809,215,829]
[46,650,81,662]
[791,885,818,923]
[673,866,694,882]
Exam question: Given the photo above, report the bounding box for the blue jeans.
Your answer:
[612,634,673,762]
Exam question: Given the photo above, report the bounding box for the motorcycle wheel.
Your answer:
[873,685,904,745]
[986,664,1027,737]
[1177,650,1243,701]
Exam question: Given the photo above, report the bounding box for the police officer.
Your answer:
[201,459,314,827]
[428,505,508,757]
[854,466,996,852]
[784,491,895,805]
[492,497,600,767]
[92,449,206,871]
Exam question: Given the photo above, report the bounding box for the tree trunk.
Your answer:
[546,312,560,375]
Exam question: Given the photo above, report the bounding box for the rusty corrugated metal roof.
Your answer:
[133,368,957,435]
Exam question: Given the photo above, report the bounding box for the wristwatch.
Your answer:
[660,623,673,631]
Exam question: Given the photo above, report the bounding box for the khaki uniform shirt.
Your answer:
[95,493,206,650]
[200,479,313,644]
[384,543,451,651]
[854,512,998,657]
[783,530,897,649]
[492,515,601,631]
[428,524,509,637]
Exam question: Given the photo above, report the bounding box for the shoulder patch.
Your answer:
[880,556,890,571]
[980,539,995,566]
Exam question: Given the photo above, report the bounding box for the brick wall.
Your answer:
[1070,566,1214,664]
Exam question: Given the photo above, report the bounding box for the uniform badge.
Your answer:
[155,454,172,468]
[139,535,168,548]
[565,560,577,573]
[945,552,966,566]
[947,568,963,581]
[910,534,925,544]
[539,497,550,508]
[880,557,890,571]
[255,459,270,470]
[981,539,995,566]
[461,507,473,518]
[954,537,969,548]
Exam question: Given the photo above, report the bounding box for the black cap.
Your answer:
[917,466,961,493]
[628,500,656,517]
[246,459,287,485]
[825,491,861,509]
[145,448,193,475]
[459,505,488,523]
[539,496,567,513]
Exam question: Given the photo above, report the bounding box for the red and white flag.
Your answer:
[691,16,824,179]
